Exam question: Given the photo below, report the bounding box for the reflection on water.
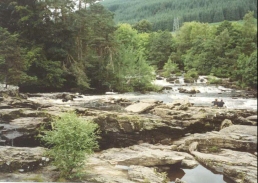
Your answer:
[168,164,235,183]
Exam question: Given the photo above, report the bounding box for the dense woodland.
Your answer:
[0,0,257,93]
[101,0,257,31]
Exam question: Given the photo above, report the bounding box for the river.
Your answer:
[27,76,257,111]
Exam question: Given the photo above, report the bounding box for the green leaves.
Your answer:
[42,112,99,179]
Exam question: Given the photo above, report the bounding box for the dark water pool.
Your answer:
[167,164,235,183]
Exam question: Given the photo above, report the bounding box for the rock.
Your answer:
[128,165,166,183]
[0,117,47,146]
[175,178,188,183]
[220,119,233,129]
[188,142,257,183]
[98,143,198,168]
[0,146,47,173]
[246,115,257,122]
[236,116,255,125]
[125,102,157,113]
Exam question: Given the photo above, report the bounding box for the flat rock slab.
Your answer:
[174,125,257,151]
[97,143,198,167]
[125,102,156,113]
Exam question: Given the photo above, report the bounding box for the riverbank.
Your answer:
[0,84,257,182]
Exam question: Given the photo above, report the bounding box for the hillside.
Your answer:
[101,0,257,31]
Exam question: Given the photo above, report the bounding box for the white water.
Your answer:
[28,77,257,111]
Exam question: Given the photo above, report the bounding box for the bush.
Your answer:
[42,112,99,179]
[207,76,222,84]
[184,69,199,79]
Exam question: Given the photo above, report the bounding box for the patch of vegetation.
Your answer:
[41,112,100,179]
[207,75,222,84]
[184,69,199,83]
[208,146,221,153]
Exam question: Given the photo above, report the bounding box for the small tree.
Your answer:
[42,112,99,179]
[162,58,179,77]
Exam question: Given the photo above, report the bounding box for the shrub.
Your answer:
[207,76,222,84]
[185,69,199,79]
[42,112,99,179]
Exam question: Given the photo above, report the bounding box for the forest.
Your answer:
[101,0,257,31]
[0,0,257,93]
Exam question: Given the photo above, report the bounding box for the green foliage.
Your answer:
[42,112,99,179]
[101,0,257,31]
[133,19,153,33]
[185,69,199,79]
[233,51,257,89]
[0,0,256,92]
[162,58,179,77]
[208,146,221,153]
[0,26,33,86]
[147,30,175,69]
[108,23,155,92]
[207,76,222,84]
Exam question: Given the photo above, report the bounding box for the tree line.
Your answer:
[0,0,257,93]
[101,0,257,31]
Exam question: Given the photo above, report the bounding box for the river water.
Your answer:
[34,76,256,111]
[167,164,235,183]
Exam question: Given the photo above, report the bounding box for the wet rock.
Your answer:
[0,146,47,173]
[166,77,178,83]
[178,88,200,94]
[1,117,46,146]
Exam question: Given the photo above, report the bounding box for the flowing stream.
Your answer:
[28,76,257,111]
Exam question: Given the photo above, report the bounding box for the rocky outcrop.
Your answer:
[173,125,257,152]
[171,125,257,183]
[0,146,48,173]
[84,143,197,183]
[189,142,257,183]
[1,117,47,146]
[98,143,198,168]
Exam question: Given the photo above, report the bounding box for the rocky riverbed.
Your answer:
[0,84,257,183]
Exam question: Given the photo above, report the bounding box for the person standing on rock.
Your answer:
[212,99,218,107]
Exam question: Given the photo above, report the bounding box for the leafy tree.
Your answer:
[110,24,155,92]
[133,19,153,33]
[162,58,179,77]
[42,112,99,179]
[234,51,257,88]
[0,27,33,87]
[147,30,174,69]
